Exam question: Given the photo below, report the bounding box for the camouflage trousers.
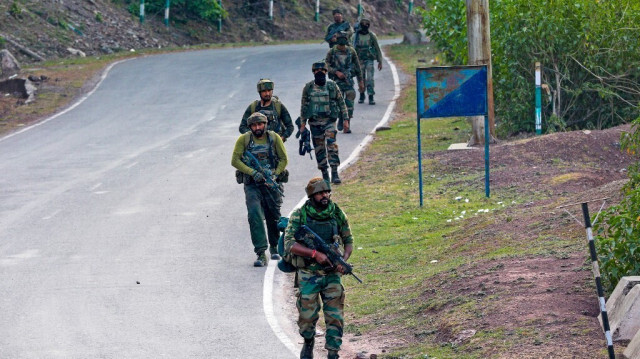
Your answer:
[309,118,340,171]
[336,80,356,118]
[296,270,345,351]
[361,60,376,95]
[243,183,283,255]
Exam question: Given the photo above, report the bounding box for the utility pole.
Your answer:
[466,0,496,145]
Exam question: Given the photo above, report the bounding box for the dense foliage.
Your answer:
[124,0,227,23]
[418,0,640,136]
[595,119,640,292]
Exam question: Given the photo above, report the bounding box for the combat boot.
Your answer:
[253,252,268,267]
[358,92,365,103]
[331,167,341,184]
[321,169,330,183]
[342,119,351,134]
[300,337,314,359]
[270,247,281,260]
[368,94,375,105]
[327,350,339,359]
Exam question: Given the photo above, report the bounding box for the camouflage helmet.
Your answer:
[359,17,371,26]
[247,112,268,126]
[257,78,274,92]
[312,60,328,72]
[332,8,343,15]
[305,177,331,197]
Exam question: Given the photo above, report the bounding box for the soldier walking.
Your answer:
[300,61,349,184]
[231,112,289,267]
[239,78,294,141]
[324,8,354,48]
[353,18,383,105]
[284,178,354,359]
[325,32,364,134]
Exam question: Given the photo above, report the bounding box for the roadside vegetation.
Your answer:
[329,42,635,358]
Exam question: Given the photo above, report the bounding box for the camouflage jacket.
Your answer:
[325,45,363,86]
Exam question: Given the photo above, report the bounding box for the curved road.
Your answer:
[0,42,400,358]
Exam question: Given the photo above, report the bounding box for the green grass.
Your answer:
[329,43,586,358]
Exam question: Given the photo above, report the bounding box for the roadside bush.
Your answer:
[418,0,640,136]
[595,118,640,292]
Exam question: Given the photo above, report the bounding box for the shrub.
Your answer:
[595,118,640,292]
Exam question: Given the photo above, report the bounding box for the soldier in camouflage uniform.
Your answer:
[284,177,354,359]
[231,112,289,267]
[300,61,349,184]
[239,79,295,141]
[324,8,354,48]
[325,32,364,134]
[353,18,383,105]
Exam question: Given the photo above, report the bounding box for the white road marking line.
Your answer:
[264,48,402,357]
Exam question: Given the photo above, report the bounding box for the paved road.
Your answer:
[0,41,401,358]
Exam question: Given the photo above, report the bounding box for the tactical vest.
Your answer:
[303,82,339,119]
[328,47,354,86]
[249,98,283,135]
[245,132,277,170]
[354,33,374,61]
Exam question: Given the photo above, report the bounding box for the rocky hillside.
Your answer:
[0,0,425,64]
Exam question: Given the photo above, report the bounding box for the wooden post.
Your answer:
[466,0,496,145]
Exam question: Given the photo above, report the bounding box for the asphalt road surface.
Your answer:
[0,41,402,358]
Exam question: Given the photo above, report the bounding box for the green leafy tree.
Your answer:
[419,0,640,136]
[595,118,640,292]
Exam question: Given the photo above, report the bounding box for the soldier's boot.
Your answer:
[321,169,330,183]
[327,350,339,359]
[269,247,281,260]
[358,92,365,104]
[368,94,375,105]
[300,337,314,359]
[342,119,351,134]
[253,252,268,267]
[337,117,344,131]
[331,166,341,184]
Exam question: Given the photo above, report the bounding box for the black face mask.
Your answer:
[314,72,327,86]
[359,25,369,34]
[337,38,348,46]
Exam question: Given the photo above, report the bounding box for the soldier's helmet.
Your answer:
[360,18,371,26]
[247,112,268,126]
[312,60,328,72]
[305,177,331,197]
[257,78,274,92]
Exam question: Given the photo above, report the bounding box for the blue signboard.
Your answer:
[415,65,490,205]
[417,66,488,119]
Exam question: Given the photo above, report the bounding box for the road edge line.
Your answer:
[263,47,402,357]
[0,58,131,143]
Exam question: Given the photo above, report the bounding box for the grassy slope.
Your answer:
[332,43,618,358]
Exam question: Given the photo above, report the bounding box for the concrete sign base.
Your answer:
[599,276,640,341]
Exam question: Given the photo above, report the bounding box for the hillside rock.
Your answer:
[0,49,20,79]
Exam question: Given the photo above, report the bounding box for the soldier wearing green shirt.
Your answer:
[353,18,383,105]
[231,112,289,267]
[284,177,354,359]
[325,8,354,48]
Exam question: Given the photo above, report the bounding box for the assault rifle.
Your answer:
[324,21,351,43]
[294,117,313,159]
[295,225,363,283]
[243,151,285,197]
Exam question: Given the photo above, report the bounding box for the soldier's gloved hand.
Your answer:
[378,62,383,71]
[252,171,266,183]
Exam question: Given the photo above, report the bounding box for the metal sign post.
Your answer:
[164,0,170,27]
[416,65,490,206]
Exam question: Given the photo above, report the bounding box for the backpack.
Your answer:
[276,217,297,273]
